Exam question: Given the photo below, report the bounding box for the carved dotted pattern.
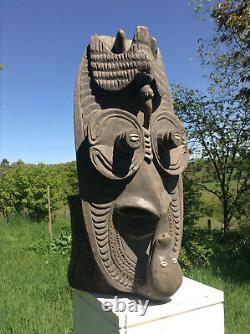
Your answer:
[169,186,183,256]
[167,207,174,237]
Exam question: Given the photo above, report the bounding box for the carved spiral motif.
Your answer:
[87,109,145,180]
[151,108,189,175]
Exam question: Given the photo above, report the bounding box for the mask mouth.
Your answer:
[113,205,160,240]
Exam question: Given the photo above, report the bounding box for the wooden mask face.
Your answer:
[70,26,189,301]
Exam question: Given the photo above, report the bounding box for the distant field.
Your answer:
[0,217,249,333]
[197,181,244,232]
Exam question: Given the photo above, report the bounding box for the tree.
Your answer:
[173,84,249,234]
[0,159,9,167]
[174,0,250,234]
[192,0,250,100]
[183,174,204,228]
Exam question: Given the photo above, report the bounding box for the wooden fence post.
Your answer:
[207,218,212,233]
[47,185,52,240]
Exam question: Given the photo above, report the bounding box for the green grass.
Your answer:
[0,216,249,333]
[0,216,72,333]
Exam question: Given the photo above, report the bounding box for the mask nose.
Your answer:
[114,161,171,239]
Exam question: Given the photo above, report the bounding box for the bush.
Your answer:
[28,225,72,256]
[180,225,250,282]
[0,162,78,221]
[180,227,214,272]
[179,175,218,272]
[50,226,72,256]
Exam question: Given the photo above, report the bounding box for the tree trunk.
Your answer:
[223,205,230,235]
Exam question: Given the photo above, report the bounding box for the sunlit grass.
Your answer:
[0,217,72,333]
[0,216,249,333]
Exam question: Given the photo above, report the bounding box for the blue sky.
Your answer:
[0,0,214,164]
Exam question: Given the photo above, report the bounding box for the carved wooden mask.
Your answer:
[70,26,189,301]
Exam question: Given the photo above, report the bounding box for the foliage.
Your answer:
[0,158,9,167]
[180,236,214,270]
[234,186,250,228]
[183,174,204,227]
[0,161,78,221]
[186,158,216,183]
[28,225,72,256]
[181,0,250,235]
[50,226,72,256]
[28,236,51,255]
[180,175,212,269]
[180,225,250,277]
[173,81,249,233]
[212,0,249,53]
[181,170,249,273]
[191,0,250,100]
[180,237,212,271]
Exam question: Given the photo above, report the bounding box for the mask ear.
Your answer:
[151,108,189,175]
[87,108,145,180]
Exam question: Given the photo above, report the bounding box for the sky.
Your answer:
[0,0,215,164]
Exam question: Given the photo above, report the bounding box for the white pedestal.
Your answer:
[72,277,224,334]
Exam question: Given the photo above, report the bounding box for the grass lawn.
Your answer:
[0,217,72,333]
[0,217,249,333]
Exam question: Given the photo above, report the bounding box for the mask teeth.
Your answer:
[112,29,126,54]
[132,26,150,46]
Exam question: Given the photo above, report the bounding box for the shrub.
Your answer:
[50,226,72,256]
[28,225,72,256]
[0,162,78,221]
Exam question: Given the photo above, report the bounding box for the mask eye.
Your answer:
[158,131,186,150]
[151,110,189,175]
[87,109,144,180]
[116,129,142,153]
